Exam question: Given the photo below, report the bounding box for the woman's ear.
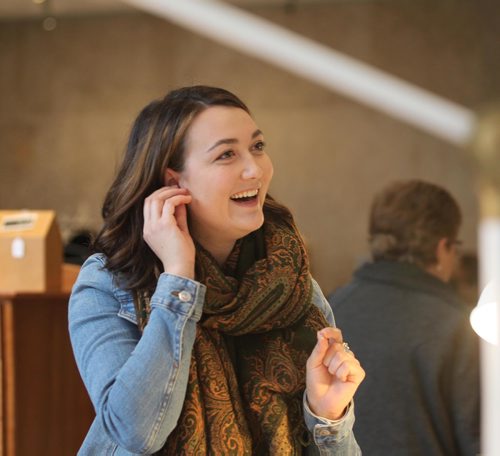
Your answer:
[164,168,180,187]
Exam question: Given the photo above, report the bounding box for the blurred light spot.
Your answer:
[43,16,57,31]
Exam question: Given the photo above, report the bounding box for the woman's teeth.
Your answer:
[230,189,259,200]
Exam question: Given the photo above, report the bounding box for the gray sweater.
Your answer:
[329,261,480,456]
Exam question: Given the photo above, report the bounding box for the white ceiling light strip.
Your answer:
[123,0,476,146]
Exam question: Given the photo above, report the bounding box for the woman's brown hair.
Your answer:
[93,86,293,319]
[369,179,462,268]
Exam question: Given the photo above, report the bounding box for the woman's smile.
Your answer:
[230,186,261,205]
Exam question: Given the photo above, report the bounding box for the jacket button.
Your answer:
[178,290,192,302]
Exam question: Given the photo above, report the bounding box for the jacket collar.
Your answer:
[354,260,463,307]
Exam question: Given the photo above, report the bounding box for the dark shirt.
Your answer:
[329,261,480,456]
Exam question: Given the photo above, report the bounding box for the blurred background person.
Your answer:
[328,179,480,456]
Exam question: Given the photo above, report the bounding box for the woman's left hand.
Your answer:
[306,327,365,420]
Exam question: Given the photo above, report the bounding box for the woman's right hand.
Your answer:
[143,186,195,279]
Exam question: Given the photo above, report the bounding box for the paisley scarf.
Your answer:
[156,217,327,455]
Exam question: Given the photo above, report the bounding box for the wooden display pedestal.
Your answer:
[0,265,94,455]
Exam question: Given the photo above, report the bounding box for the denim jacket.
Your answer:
[69,254,361,455]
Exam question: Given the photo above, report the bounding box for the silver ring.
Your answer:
[342,342,351,353]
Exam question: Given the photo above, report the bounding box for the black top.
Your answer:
[329,261,480,456]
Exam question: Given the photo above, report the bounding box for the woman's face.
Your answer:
[168,106,273,247]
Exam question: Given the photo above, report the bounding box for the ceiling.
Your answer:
[0,0,341,20]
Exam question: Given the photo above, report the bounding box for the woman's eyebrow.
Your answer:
[252,129,263,139]
[206,138,237,153]
[206,129,264,153]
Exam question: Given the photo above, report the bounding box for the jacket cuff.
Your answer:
[303,393,355,444]
[150,273,206,321]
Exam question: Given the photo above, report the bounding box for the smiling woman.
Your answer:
[68,86,364,456]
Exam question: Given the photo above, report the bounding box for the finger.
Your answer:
[147,185,185,199]
[325,350,351,376]
[317,327,343,344]
[334,360,352,382]
[307,331,331,369]
[156,186,189,200]
[308,327,344,368]
[160,194,192,222]
[327,353,362,381]
[145,187,188,208]
[338,359,365,384]
[144,186,184,223]
[146,188,189,222]
[323,341,352,367]
[174,197,191,233]
[150,197,164,225]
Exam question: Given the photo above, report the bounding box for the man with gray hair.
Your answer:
[329,179,480,456]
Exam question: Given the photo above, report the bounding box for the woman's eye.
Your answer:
[217,150,235,160]
[253,141,266,152]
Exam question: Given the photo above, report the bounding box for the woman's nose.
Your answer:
[241,155,263,180]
